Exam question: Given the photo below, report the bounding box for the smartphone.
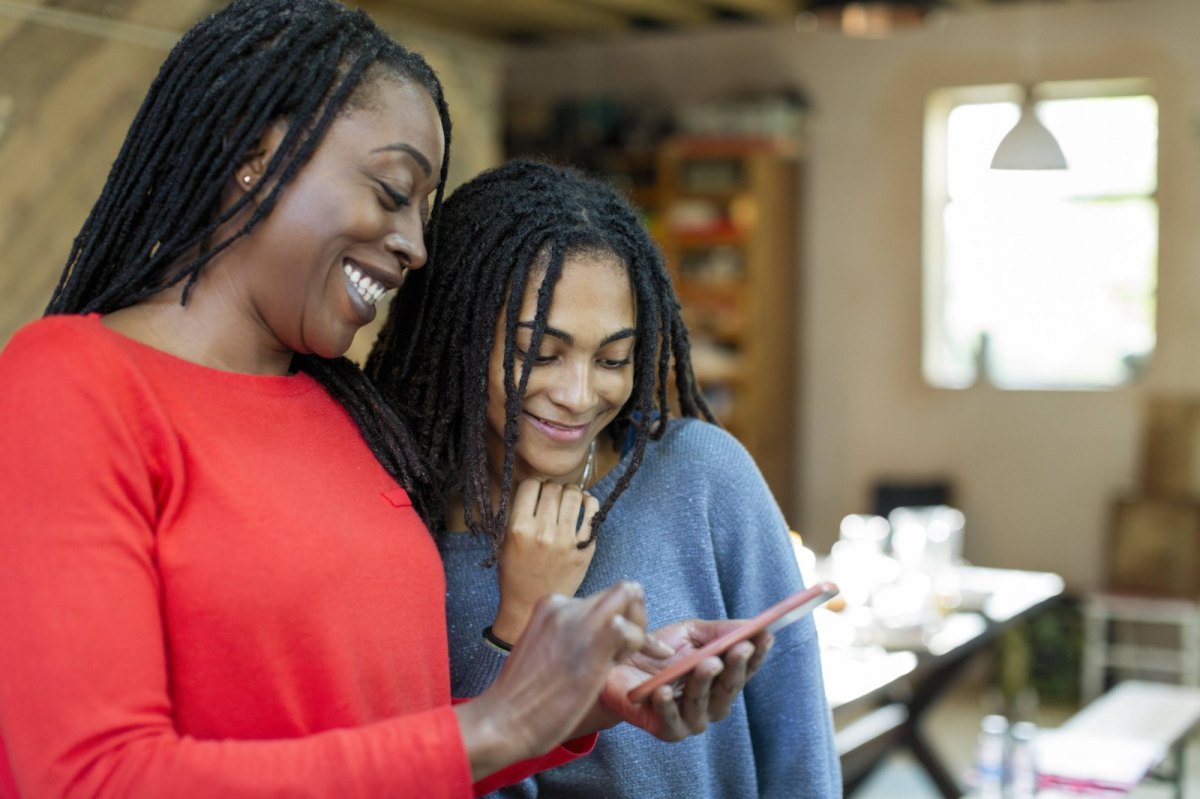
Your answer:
[626,581,840,704]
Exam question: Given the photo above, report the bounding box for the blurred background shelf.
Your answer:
[656,137,802,517]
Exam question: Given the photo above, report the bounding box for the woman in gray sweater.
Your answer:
[368,159,840,798]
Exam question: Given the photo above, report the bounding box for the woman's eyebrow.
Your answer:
[370,142,433,177]
[599,328,636,346]
[517,322,635,347]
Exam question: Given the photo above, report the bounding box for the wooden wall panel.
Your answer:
[0,0,218,346]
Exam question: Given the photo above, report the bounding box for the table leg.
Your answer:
[907,727,964,799]
[895,636,997,798]
[1173,744,1184,799]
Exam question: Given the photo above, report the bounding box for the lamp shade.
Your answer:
[990,98,1067,170]
[805,1,940,38]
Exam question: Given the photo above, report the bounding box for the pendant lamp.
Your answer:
[990,88,1067,170]
[802,1,942,38]
[990,2,1067,170]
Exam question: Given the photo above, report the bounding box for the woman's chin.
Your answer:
[517,460,583,486]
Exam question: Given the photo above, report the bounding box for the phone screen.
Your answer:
[626,581,840,704]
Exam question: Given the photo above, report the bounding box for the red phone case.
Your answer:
[626,581,839,704]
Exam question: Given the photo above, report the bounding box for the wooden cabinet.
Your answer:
[652,137,801,519]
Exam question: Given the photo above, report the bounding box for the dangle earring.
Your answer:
[578,439,597,489]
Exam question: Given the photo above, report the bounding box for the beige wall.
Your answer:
[504,0,1200,589]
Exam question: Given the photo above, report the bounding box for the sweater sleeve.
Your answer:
[697,424,842,798]
[472,734,595,797]
[452,633,510,698]
[0,329,480,798]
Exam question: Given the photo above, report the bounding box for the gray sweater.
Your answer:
[439,419,841,798]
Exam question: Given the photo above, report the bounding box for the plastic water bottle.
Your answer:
[1008,721,1039,799]
[974,714,1008,799]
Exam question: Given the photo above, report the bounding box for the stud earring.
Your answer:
[242,175,252,185]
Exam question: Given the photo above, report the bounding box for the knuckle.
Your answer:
[510,513,536,531]
[533,592,569,620]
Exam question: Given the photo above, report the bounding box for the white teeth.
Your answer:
[344,261,388,307]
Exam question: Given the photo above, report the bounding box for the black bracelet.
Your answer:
[482,625,513,653]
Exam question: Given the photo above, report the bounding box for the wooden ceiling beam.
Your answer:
[352,0,507,39]
[575,0,715,26]
[693,0,796,21]
[364,0,1074,41]
[367,0,630,35]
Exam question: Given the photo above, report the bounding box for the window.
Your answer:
[923,80,1158,390]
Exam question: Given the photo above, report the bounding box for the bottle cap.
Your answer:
[981,714,1009,734]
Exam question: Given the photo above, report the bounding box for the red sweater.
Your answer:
[0,316,588,798]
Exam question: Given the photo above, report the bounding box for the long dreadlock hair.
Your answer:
[367,159,715,552]
[44,0,453,522]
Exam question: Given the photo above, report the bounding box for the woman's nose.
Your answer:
[384,226,427,271]
[549,363,594,413]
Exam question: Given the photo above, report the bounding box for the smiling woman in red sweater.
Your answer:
[0,2,765,797]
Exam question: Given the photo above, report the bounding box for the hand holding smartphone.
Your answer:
[626,582,840,704]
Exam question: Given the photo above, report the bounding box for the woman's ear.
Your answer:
[236,120,288,193]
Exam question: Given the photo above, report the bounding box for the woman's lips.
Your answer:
[342,263,378,325]
[524,412,588,442]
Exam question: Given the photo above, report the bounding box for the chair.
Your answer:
[1081,492,1200,702]
[1080,593,1200,702]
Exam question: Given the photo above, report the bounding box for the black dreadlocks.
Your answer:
[44,0,453,523]
[367,159,715,552]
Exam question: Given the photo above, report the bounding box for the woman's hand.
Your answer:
[456,582,673,781]
[491,478,598,643]
[580,619,774,742]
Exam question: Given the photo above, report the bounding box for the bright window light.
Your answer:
[924,83,1158,390]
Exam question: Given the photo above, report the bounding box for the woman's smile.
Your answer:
[523,411,590,443]
[343,261,389,306]
[342,257,403,324]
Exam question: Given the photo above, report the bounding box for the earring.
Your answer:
[578,439,597,489]
[242,175,252,185]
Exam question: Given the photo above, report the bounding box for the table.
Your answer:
[824,566,1065,798]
